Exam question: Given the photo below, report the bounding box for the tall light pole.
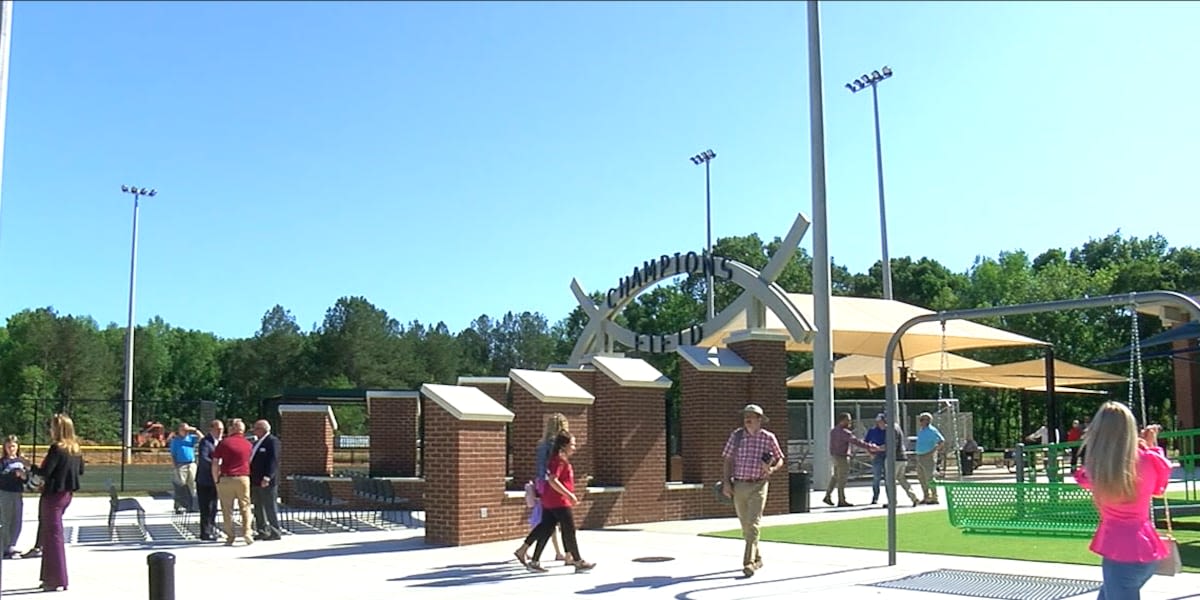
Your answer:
[689,149,716,320]
[846,66,894,299]
[120,184,155,470]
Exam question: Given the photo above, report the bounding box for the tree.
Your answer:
[315,297,401,388]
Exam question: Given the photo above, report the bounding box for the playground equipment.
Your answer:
[134,421,169,448]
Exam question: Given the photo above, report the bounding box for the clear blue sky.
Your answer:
[0,1,1196,339]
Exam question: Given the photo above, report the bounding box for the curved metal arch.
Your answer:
[567,213,814,366]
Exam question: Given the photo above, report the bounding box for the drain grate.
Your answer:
[869,569,1100,600]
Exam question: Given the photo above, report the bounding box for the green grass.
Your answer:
[704,504,1200,574]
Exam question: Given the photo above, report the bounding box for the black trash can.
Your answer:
[960,451,976,476]
[789,471,811,513]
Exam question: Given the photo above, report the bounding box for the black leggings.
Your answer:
[529,507,581,562]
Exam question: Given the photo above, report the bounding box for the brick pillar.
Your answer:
[367,391,420,477]
[677,347,751,486]
[278,405,336,501]
[509,369,594,487]
[1174,338,1200,429]
[589,356,670,524]
[729,331,791,516]
[421,384,514,546]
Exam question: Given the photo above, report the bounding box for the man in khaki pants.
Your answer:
[720,405,785,578]
[823,413,878,507]
[211,418,254,546]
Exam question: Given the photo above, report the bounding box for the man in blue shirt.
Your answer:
[914,412,944,505]
[169,422,201,514]
[865,414,921,507]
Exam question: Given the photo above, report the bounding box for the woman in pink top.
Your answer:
[1075,401,1171,600]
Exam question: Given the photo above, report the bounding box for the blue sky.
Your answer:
[0,1,1196,339]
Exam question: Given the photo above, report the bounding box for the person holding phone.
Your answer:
[1075,402,1171,599]
[721,404,785,578]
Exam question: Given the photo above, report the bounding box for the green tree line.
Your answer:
[1,231,1196,449]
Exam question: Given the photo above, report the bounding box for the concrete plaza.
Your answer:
[0,484,1196,599]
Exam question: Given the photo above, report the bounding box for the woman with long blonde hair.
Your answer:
[31,413,85,592]
[514,413,569,568]
[1076,401,1171,599]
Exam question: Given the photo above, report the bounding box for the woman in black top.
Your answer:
[32,414,84,592]
[1,434,28,559]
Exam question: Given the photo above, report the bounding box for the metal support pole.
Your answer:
[147,552,175,600]
[704,159,714,320]
[122,193,140,475]
[806,0,835,495]
[1044,347,1058,444]
[1015,442,1026,483]
[871,83,892,300]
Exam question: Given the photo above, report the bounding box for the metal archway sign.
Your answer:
[568,213,816,366]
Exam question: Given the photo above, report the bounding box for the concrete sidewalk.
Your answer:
[1,491,1196,599]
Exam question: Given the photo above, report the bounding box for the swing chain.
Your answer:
[1129,303,1148,426]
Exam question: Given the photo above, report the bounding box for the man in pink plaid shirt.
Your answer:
[721,404,785,578]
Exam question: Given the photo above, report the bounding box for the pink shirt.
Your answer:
[1075,445,1171,563]
[722,428,785,481]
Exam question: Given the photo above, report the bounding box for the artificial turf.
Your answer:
[703,503,1200,574]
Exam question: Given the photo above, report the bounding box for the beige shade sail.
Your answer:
[701,293,1046,358]
[924,358,1125,388]
[912,372,1109,394]
[787,352,990,390]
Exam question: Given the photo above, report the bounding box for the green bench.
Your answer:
[940,481,1098,537]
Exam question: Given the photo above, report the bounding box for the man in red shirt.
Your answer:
[211,418,254,546]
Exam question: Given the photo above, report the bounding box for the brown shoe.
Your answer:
[742,563,756,577]
[527,561,548,573]
[574,560,595,573]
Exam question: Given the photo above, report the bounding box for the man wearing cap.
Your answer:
[823,413,878,507]
[865,414,921,507]
[915,412,945,504]
[721,404,785,578]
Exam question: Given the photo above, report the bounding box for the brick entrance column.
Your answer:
[509,369,595,486]
[676,346,751,487]
[367,390,420,477]
[727,330,791,516]
[278,404,337,501]
[420,383,515,546]
[590,356,671,523]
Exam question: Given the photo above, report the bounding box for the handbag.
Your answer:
[1155,495,1182,577]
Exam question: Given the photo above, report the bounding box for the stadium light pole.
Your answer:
[689,149,717,320]
[846,66,894,300]
[120,185,156,474]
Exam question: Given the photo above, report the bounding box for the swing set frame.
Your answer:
[880,290,1200,566]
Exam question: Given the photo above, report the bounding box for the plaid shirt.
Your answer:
[722,428,785,481]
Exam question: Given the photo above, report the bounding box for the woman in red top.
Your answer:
[525,432,595,573]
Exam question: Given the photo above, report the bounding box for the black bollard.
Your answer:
[147,552,175,600]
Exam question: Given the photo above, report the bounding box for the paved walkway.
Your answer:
[0,481,1196,599]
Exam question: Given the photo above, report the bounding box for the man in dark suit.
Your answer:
[196,419,224,541]
[249,419,282,541]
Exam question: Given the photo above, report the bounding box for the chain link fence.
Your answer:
[0,398,217,492]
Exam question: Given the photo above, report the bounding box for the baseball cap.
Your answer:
[742,404,770,423]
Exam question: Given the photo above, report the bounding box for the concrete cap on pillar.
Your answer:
[509,369,595,405]
[676,345,753,373]
[278,404,339,430]
[420,383,516,423]
[590,355,672,389]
